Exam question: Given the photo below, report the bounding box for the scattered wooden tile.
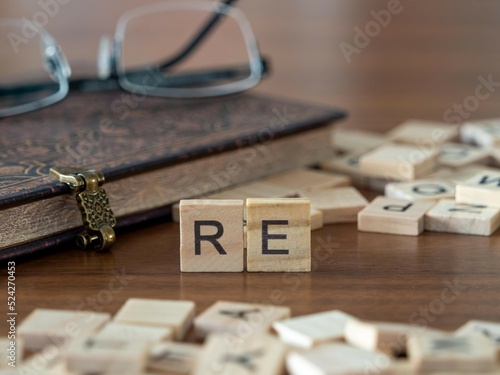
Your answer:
[148,341,202,374]
[172,202,181,223]
[460,118,500,147]
[303,187,368,224]
[448,165,500,184]
[180,199,244,273]
[359,143,438,181]
[320,151,370,188]
[114,298,195,341]
[385,179,455,201]
[272,310,357,348]
[192,334,286,375]
[367,176,396,193]
[66,335,149,374]
[332,128,387,152]
[358,197,435,236]
[455,320,500,359]
[0,338,23,368]
[310,208,324,231]
[456,171,500,207]
[287,343,392,375]
[439,142,490,168]
[95,322,173,343]
[388,119,459,145]
[407,332,497,373]
[345,320,419,356]
[246,198,311,272]
[264,168,350,194]
[194,300,290,340]
[18,309,110,352]
[425,199,500,236]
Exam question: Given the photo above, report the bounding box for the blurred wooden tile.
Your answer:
[385,179,455,201]
[304,187,368,224]
[456,171,500,207]
[439,142,490,168]
[358,197,435,236]
[332,128,387,152]
[149,341,202,374]
[448,165,500,184]
[95,322,173,343]
[18,309,110,352]
[0,338,23,368]
[246,198,311,272]
[66,335,149,374]
[359,144,438,181]
[408,332,497,373]
[455,320,500,359]
[229,180,297,198]
[320,151,369,188]
[263,168,350,194]
[310,208,324,231]
[272,310,357,348]
[461,118,500,147]
[114,298,195,341]
[287,343,392,375]
[388,119,459,145]
[180,199,244,273]
[345,320,418,356]
[425,199,500,236]
[193,334,286,375]
[194,300,290,340]
[172,202,181,223]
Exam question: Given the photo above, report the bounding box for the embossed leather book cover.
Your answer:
[0,91,345,259]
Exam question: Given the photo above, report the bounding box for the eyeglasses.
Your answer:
[0,0,268,118]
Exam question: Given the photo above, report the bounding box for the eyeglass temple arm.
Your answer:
[158,0,240,70]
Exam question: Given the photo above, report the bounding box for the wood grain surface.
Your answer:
[2,0,500,339]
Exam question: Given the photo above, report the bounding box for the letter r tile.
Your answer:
[246,198,310,272]
[180,200,244,272]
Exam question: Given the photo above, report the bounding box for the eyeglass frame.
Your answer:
[0,0,269,118]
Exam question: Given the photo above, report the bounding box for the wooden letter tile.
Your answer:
[358,197,435,236]
[95,322,173,343]
[287,343,392,375]
[385,179,455,201]
[425,199,500,236]
[303,187,368,224]
[194,300,290,340]
[320,151,369,188]
[408,332,497,373]
[359,143,438,181]
[148,341,202,374]
[18,309,110,352]
[113,298,195,341]
[331,128,387,152]
[438,142,490,168]
[246,198,311,272]
[180,199,244,273]
[387,119,459,145]
[272,310,357,348]
[460,118,500,147]
[345,320,420,356]
[263,168,350,194]
[192,334,286,375]
[456,171,500,208]
[455,320,500,359]
[310,208,324,231]
[66,335,149,374]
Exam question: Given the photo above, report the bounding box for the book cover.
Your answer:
[0,91,345,259]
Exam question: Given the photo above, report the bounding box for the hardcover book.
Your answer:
[0,91,345,259]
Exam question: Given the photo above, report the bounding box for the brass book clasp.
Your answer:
[50,168,117,252]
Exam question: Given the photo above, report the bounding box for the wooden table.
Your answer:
[2,0,500,338]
